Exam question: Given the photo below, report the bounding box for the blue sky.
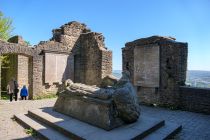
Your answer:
[0,0,210,70]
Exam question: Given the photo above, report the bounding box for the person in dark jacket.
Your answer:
[7,78,19,102]
[14,80,19,101]
[20,85,28,100]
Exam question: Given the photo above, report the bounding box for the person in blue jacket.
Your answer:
[20,85,28,100]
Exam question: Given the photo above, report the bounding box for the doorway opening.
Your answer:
[0,53,33,100]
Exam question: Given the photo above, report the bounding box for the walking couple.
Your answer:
[7,78,28,102]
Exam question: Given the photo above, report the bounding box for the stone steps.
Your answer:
[14,114,70,140]
[143,122,182,140]
[28,109,85,140]
[14,108,182,140]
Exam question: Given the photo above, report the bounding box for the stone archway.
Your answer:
[0,41,35,99]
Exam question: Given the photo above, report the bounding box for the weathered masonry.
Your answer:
[123,36,210,114]
[0,21,112,99]
[122,36,188,106]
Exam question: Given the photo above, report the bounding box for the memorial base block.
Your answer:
[53,91,124,130]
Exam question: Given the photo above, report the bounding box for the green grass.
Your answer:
[33,93,58,100]
[1,91,10,100]
[25,128,37,136]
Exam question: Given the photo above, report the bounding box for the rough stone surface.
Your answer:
[122,35,210,114]
[72,32,112,86]
[54,80,120,130]
[112,71,140,123]
[122,36,188,107]
[8,35,27,46]
[54,72,140,129]
[113,86,140,123]
[0,21,112,99]
[133,44,160,87]
[180,86,210,114]
[100,75,118,88]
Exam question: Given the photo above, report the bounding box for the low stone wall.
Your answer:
[180,86,210,114]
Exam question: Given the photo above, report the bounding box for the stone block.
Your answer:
[54,91,123,130]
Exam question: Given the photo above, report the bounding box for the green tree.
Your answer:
[0,11,14,88]
[0,11,13,41]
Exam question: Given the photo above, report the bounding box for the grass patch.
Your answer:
[33,93,58,100]
[25,128,37,136]
[1,91,10,100]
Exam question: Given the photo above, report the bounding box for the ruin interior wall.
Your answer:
[72,32,112,86]
[78,33,103,85]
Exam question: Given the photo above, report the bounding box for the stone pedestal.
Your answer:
[54,91,123,130]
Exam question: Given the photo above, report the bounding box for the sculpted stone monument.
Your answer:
[53,71,140,130]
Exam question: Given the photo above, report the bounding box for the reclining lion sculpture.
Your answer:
[54,71,140,130]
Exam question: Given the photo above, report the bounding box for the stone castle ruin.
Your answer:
[0,21,209,115]
[122,36,210,114]
[4,21,209,139]
[122,36,188,107]
[0,21,112,99]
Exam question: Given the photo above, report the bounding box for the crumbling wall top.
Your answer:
[124,35,179,49]
[80,32,107,51]
[8,35,27,46]
[52,21,90,39]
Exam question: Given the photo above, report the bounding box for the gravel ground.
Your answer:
[0,98,56,140]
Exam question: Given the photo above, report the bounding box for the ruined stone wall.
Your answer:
[30,22,89,98]
[8,36,27,45]
[101,50,112,79]
[159,41,188,106]
[32,22,112,97]
[28,57,33,99]
[17,55,29,88]
[74,32,112,86]
[51,21,89,50]
[0,39,34,98]
[122,36,188,107]
[122,46,134,82]
[33,42,68,98]
[0,21,112,99]
[180,86,210,114]
[83,33,101,85]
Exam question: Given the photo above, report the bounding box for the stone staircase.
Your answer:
[14,108,182,140]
